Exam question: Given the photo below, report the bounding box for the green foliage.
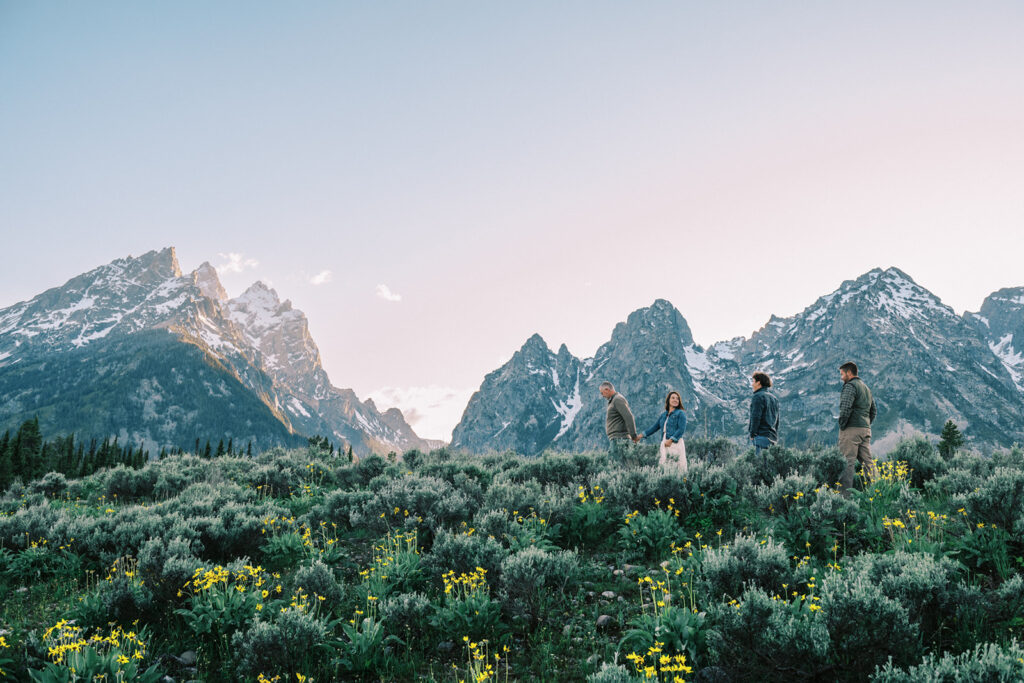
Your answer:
[5,437,1024,681]
[873,639,1024,681]
[706,586,832,681]
[701,534,793,600]
[587,662,639,682]
[938,419,965,459]
[499,547,580,626]
[423,528,509,583]
[889,437,946,488]
[618,506,684,561]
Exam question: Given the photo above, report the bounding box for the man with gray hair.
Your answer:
[599,381,638,461]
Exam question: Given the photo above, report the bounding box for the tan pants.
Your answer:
[838,427,876,494]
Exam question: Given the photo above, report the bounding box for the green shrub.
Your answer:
[706,586,831,681]
[587,662,639,682]
[231,608,327,680]
[379,592,434,650]
[889,438,945,488]
[701,534,793,600]
[499,547,580,626]
[820,570,920,677]
[685,437,737,465]
[751,473,819,514]
[618,507,685,562]
[309,488,374,530]
[873,639,1024,681]
[964,466,1024,533]
[843,551,961,649]
[103,466,158,501]
[136,535,201,602]
[292,560,345,608]
[423,529,509,583]
[350,474,470,536]
[29,472,68,498]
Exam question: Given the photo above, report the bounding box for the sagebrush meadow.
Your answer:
[1,436,1023,681]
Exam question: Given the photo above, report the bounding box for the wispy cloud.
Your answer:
[376,284,402,302]
[367,385,475,441]
[308,270,332,286]
[216,252,259,274]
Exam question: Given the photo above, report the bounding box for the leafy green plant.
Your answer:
[618,506,684,561]
[28,621,163,683]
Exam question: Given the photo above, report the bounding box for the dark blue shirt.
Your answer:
[749,388,780,442]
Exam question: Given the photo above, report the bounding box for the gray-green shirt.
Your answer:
[606,392,638,440]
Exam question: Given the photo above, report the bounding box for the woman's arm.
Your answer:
[642,411,666,438]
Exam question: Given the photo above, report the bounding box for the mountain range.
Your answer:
[0,248,430,455]
[451,268,1024,455]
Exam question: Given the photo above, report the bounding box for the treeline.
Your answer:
[0,417,268,491]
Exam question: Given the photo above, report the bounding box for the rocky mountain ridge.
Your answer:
[0,247,428,455]
[452,268,1024,455]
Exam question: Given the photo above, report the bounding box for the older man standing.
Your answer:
[837,361,878,496]
[599,381,638,462]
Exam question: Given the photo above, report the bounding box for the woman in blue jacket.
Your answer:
[639,391,688,472]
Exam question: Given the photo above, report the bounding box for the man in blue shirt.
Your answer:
[749,371,780,459]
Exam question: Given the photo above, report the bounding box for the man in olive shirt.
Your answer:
[837,361,878,496]
[599,381,638,462]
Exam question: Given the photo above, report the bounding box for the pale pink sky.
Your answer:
[2,2,1023,438]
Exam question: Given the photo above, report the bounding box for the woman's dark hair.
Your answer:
[752,372,772,388]
[664,391,685,411]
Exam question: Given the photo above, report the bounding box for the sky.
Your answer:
[2,2,1024,440]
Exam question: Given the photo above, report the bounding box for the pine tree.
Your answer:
[938,420,964,459]
[15,418,43,480]
[203,440,212,459]
[0,430,11,490]
[226,438,233,455]
[216,439,225,457]
[247,441,252,457]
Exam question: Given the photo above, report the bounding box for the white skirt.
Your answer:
[659,437,687,473]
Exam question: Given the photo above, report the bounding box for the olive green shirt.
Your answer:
[606,392,638,440]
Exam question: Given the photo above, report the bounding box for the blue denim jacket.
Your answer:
[642,409,687,441]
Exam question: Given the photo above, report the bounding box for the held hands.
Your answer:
[633,434,643,443]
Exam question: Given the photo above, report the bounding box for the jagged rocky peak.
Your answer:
[967,286,1024,393]
[107,246,183,288]
[192,262,228,302]
[611,299,695,346]
[825,267,955,321]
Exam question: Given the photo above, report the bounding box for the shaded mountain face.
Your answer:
[453,300,748,455]
[735,268,1024,447]
[452,270,1024,455]
[0,248,428,455]
[966,287,1024,395]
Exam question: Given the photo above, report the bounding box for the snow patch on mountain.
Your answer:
[991,334,1024,392]
[553,374,582,440]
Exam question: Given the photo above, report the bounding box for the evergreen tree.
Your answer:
[15,418,43,480]
[203,440,212,459]
[938,420,965,459]
[226,438,233,455]
[216,439,226,457]
[0,430,11,490]
[247,441,252,457]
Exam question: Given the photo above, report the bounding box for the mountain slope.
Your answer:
[0,248,427,455]
[452,270,1024,454]
[966,287,1024,395]
[453,300,747,455]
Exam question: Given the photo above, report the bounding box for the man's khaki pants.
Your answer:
[838,427,876,495]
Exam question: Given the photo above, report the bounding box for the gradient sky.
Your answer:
[2,2,1023,439]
